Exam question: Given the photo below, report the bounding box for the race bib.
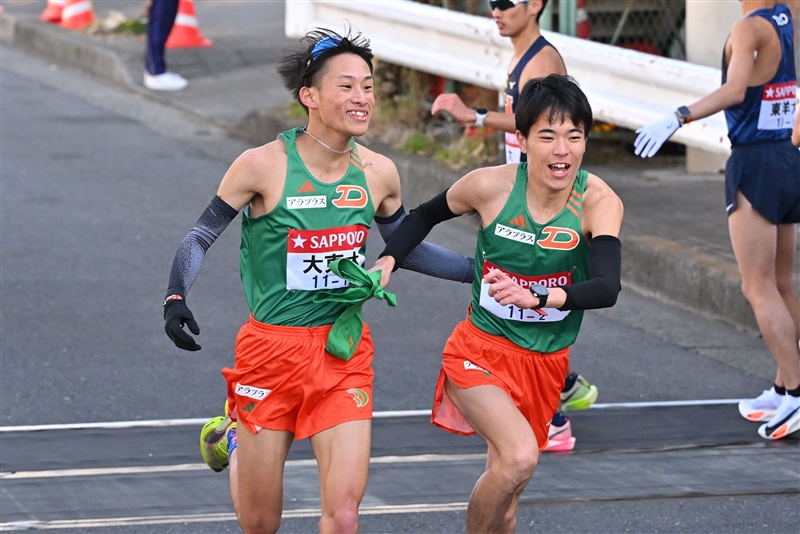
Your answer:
[757,81,797,131]
[479,260,571,323]
[286,224,367,291]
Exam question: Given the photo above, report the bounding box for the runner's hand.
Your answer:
[164,299,201,351]
[634,113,680,158]
[483,269,535,309]
[370,256,396,288]
[431,94,476,124]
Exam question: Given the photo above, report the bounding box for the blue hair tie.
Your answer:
[310,36,342,62]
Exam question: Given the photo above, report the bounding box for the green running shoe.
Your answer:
[200,414,235,472]
[560,374,598,412]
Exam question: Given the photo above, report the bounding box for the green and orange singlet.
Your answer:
[469,164,591,353]
[239,127,375,326]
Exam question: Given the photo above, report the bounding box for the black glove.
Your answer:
[164,298,201,351]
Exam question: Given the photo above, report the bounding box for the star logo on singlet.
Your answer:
[766,87,775,98]
[292,235,307,249]
[509,81,516,89]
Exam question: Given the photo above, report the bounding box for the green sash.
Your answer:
[313,259,397,360]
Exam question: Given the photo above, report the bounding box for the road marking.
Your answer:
[0,503,469,530]
[0,453,487,480]
[589,399,740,409]
[0,400,740,432]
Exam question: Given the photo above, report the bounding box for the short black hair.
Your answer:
[515,74,593,138]
[277,27,374,115]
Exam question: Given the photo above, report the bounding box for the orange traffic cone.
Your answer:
[40,0,66,23]
[576,0,591,39]
[165,0,213,49]
[60,0,94,29]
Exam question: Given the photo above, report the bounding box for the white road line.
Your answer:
[0,503,469,530]
[0,418,210,432]
[590,399,740,409]
[0,463,208,480]
[0,400,740,433]
[0,453,487,480]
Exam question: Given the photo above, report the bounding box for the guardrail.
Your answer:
[285,0,790,157]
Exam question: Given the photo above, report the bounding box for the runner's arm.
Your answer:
[375,205,474,283]
[681,18,759,121]
[430,93,518,133]
[635,21,759,158]
[166,148,266,300]
[558,235,621,310]
[163,148,268,351]
[162,195,238,351]
[557,175,624,310]
[165,195,239,300]
[377,190,461,274]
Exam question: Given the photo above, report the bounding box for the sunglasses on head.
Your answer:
[489,0,527,11]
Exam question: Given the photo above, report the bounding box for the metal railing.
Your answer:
[285,0,794,156]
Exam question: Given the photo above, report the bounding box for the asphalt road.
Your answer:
[1,44,798,533]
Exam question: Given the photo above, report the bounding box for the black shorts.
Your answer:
[725,140,800,224]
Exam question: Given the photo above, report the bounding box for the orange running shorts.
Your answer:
[222,315,374,440]
[431,319,569,450]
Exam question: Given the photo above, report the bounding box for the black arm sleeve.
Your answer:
[165,196,239,299]
[375,205,474,283]
[378,190,460,271]
[559,235,621,311]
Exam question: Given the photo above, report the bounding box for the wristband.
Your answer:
[163,294,184,308]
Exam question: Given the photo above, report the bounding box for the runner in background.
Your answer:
[634,1,800,440]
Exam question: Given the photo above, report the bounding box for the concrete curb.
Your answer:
[623,235,756,331]
[0,14,133,89]
[0,12,765,333]
[233,106,300,147]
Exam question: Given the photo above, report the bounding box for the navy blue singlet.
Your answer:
[503,36,556,163]
[722,3,796,146]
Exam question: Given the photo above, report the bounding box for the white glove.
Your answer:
[634,113,680,158]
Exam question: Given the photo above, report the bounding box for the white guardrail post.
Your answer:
[285,0,795,157]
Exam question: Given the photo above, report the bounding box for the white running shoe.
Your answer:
[757,394,800,440]
[738,388,783,422]
[144,71,188,91]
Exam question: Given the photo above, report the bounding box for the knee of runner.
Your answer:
[738,277,757,302]
[776,274,797,297]
[501,508,519,531]
[238,511,280,534]
[497,445,538,486]
[323,506,359,532]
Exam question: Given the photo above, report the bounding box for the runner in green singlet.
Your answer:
[162,29,473,534]
[431,0,598,450]
[373,74,624,533]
